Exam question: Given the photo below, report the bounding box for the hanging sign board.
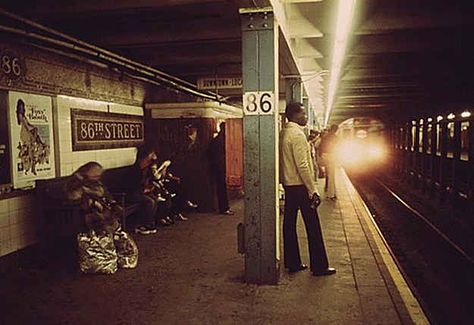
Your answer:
[71,109,144,151]
[197,77,243,90]
[8,91,56,189]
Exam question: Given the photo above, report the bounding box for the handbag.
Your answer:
[114,230,139,269]
[77,230,118,274]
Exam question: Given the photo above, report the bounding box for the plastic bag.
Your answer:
[77,231,118,274]
[114,230,139,269]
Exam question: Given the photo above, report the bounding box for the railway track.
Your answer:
[347,170,474,325]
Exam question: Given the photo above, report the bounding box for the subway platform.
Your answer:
[0,168,428,325]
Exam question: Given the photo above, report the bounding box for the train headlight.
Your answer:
[368,145,385,160]
[335,140,386,166]
[336,140,364,165]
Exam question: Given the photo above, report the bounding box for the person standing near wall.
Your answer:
[181,124,200,209]
[208,122,233,215]
[308,130,322,182]
[319,125,339,200]
[280,102,336,276]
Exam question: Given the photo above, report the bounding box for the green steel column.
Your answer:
[439,121,448,194]
[414,120,420,179]
[430,119,437,191]
[469,117,474,196]
[240,7,279,284]
[452,120,461,198]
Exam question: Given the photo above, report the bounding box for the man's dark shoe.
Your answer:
[134,225,157,235]
[186,200,198,209]
[312,267,336,276]
[175,213,188,221]
[221,209,234,215]
[288,264,308,273]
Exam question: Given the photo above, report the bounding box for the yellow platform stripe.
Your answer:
[341,169,430,325]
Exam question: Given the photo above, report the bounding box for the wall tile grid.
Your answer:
[56,95,142,174]
[0,195,37,257]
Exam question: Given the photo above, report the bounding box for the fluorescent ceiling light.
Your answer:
[325,0,357,126]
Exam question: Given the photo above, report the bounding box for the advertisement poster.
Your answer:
[8,91,55,189]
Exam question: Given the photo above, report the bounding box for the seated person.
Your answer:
[66,161,121,235]
[126,145,159,235]
[149,160,188,225]
[153,160,188,221]
[143,160,175,227]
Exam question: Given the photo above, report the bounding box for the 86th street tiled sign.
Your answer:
[71,108,144,151]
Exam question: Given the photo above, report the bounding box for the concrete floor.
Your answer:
[0,169,426,324]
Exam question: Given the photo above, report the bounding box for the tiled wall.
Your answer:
[56,95,142,175]
[0,95,143,258]
[0,195,37,257]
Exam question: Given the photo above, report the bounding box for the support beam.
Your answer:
[240,8,280,285]
[303,93,310,131]
[285,78,302,105]
[15,0,222,16]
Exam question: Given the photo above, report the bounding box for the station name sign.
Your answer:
[197,77,242,90]
[71,108,144,151]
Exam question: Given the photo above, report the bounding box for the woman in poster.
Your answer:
[15,99,50,175]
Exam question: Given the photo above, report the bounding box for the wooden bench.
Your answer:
[36,165,140,236]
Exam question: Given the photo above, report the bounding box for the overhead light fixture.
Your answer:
[461,111,471,118]
[325,0,357,126]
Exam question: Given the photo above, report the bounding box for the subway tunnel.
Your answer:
[0,1,473,324]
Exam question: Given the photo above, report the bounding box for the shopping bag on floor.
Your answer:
[114,230,139,269]
[77,230,118,274]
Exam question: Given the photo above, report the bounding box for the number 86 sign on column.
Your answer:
[243,91,275,116]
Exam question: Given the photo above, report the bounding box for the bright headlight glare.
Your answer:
[336,140,386,166]
[368,145,384,159]
[336,140,362,164]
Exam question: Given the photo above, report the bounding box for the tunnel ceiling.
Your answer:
[0,0,473,125]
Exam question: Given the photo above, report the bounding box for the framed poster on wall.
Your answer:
[8,91,56,189]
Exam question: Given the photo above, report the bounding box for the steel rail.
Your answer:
[374,177,474,266]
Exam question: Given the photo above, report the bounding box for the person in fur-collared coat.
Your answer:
[66,161,121,234]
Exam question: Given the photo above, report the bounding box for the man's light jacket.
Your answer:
[280,121,318,197]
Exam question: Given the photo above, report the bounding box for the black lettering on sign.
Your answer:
[71,108,144,151]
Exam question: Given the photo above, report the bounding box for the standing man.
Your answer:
[208,122,233,215]
[308,130,322,182]
[280,102,336,276]
[319,124,339,200]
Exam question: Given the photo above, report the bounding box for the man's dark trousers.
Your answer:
[283,185,329,272]
[212,167,230,213]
